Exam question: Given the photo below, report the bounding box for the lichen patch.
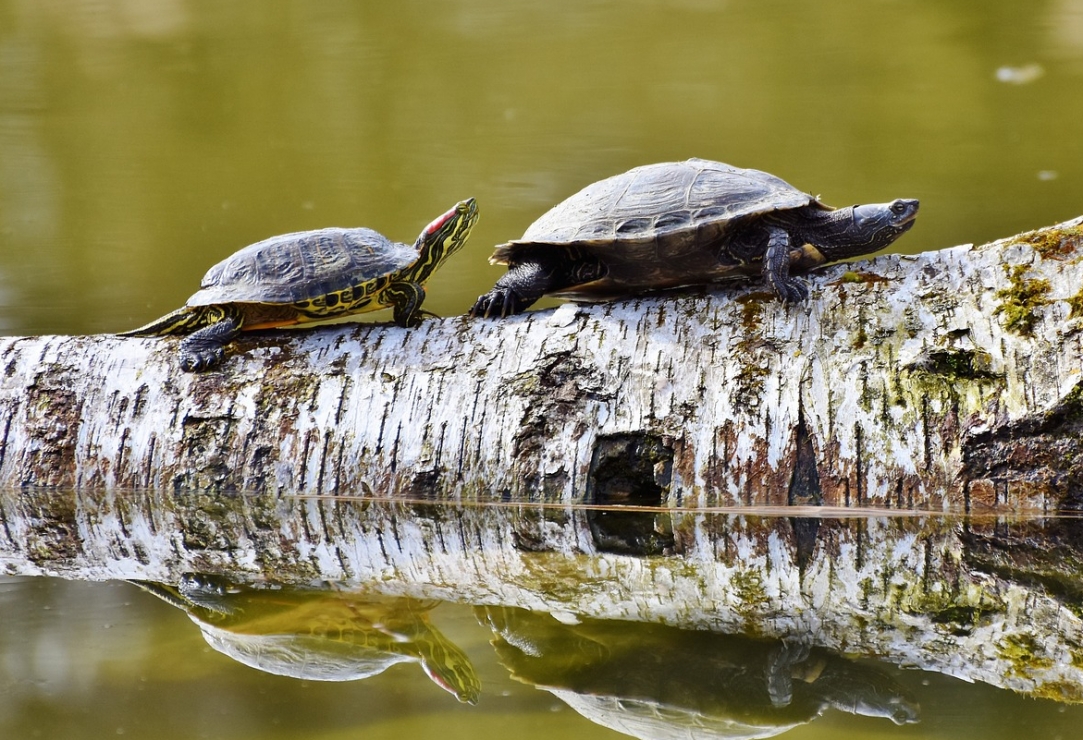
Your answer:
[994,263,1051,335]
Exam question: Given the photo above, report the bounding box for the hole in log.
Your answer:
[787,405,822,506]
[586,432,675,556]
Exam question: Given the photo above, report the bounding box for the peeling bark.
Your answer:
[1,218,1083,509]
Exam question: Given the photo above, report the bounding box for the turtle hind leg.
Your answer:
[766,639,812,708]
[470,257,605,319]
[179,313,242,372]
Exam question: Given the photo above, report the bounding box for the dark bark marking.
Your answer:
[298,430,316,489]
[299,499,317,543]
[23,376,82,487]
[787,400,822,506]
[375,402,389,455]
[435,421,447,469]
[456,415,469,480]
[317,431,333,494]
[132,383,149,418]
[143,434,157,490]
[390,422,402,474]
[375,528,389,563]
[333,375,352,427]
[333,443,344,495]
[116,427,130,481]
[334,543,351,578]
[0,406,14,477]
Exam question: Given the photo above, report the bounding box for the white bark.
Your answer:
[1,217,1082,509]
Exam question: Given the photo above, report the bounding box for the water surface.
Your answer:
[1,0,1081,335]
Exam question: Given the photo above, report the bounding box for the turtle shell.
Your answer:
[186,227,419,307]
[506,158,818,249]
[490,159,828,298]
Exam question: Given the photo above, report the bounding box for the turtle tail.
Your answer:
[118,306,208,337]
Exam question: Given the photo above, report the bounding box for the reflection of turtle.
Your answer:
[479,607,918,739]
[470,159,918,317]
[122,198,478,371]
[132,577,480,704]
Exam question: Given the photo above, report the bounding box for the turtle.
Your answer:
[130,579,482,704]
[121,198,479,371]
[469,159,918,317]
[479,606,920,734]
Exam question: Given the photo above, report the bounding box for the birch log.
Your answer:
[1,218,1083,510]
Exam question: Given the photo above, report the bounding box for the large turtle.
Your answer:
[470,159,918,317]
[480,606,920,737]
[122,198,478,371]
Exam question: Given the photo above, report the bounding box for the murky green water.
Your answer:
[2,0,1082,336]
[3,1,1083,738]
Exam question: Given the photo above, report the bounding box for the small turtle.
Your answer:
[131,580,481,704]
[122,198,478,371]
[470,159,918,317]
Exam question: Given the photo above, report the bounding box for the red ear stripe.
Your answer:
[423,205,458,236]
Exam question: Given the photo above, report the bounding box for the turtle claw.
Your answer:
[178,316,240,372]
[468,291,497,318]
[179,345,225,373]
[469,289,522,319]
[771,276,810,305]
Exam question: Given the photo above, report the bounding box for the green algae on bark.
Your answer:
[994,263,1051,334]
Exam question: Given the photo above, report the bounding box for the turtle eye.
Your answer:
[890,201,908,215]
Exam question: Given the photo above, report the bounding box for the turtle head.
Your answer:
[412,198,479,278]
[822,198,919,260]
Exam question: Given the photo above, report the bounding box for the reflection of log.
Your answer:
[4,488,1083,703]
[2,219,1083,508]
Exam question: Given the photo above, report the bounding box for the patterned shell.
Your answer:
[187,227,419,307]
[492,158,820,263]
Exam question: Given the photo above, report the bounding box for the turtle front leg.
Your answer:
[179,311,242,372]
[470,258,605,318]
[763,227,810,303]
[470,261,553,318]
[765,639,812,708]
[385,281,426,327]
